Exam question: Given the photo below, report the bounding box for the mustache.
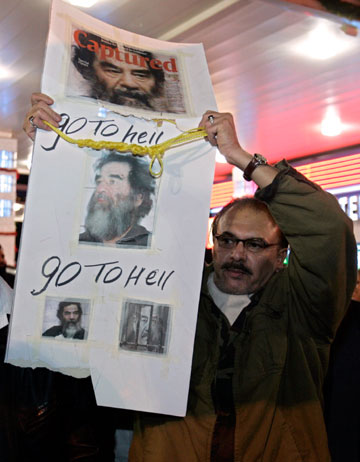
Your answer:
[111,88,150,103]
[221,261,252,275]
[90,79,151,107]
[93,192,112,206]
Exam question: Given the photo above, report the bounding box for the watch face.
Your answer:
[254,153,267,164]
[243,153,268,181]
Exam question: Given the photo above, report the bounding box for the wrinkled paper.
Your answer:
[6,0,217,416]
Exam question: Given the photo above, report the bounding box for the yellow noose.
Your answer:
[43,121,208,178]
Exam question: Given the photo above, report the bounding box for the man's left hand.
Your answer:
[199,110,249,167]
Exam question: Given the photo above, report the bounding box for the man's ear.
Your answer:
[276,247,288,271]
[134,193,144,208]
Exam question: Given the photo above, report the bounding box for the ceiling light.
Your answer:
[0,67,10,79]
[321,107,343,137]
[66,0,99,7]
[292,22,355,60]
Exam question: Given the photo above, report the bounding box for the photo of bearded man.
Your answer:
[68,30,186,113]
[79,151,156,248]
[42,299,90,340]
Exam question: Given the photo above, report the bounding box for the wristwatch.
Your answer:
[243,153,268,181]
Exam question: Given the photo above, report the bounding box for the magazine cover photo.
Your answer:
[67,27,187,115]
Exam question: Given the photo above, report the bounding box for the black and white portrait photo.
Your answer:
[79,151,158,249]
[119,300,170,354]
[42,297,91,341]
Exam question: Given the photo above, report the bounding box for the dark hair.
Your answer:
[57,301,82,321]
[72,31,165,90]
[95,152,156,219]
[212,197,288,249]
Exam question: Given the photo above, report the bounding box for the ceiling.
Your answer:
[0,0,360,181]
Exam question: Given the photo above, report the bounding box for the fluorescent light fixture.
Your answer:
[321,107,343,137]
[292,22,355,60]
[66,0,99,7]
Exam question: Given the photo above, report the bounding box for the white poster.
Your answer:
[6,0,217,417]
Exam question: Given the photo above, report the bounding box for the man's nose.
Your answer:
[115,72,139,90]
[96,180,109,195]
[230,241,247,260]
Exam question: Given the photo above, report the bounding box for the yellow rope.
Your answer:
[152,118,177,127]
[43,121,207,178]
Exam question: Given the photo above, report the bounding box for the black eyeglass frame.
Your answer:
[214,233,281,253]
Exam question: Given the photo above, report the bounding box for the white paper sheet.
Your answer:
[6,0,217,416]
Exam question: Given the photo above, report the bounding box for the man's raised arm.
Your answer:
[199,110,278,188]
[200,110,357,337]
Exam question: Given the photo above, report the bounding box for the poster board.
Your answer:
[6,0,217,417]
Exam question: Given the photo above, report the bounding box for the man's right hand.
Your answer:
[23,93,62,141]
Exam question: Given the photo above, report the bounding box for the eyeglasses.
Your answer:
[214,233,280,253]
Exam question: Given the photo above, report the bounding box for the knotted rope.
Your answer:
[43,121,208,178]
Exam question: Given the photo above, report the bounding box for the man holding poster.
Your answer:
[24,99,356,462]
[129,113,356,462]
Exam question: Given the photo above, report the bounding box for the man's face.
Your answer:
[212,207,286,295]
[139,306,151,345]
[148,315,162,345]
[95,162,133,206]
[85,161,143,242]
[138,307,162,346]
[61,304,81,325]
[92,50,156,107]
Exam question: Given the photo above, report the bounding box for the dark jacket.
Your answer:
[324,299,360,462]
[79,224,150,247]
[42,326,85,339]
[130,162,357,462]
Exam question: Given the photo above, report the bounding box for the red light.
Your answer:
[296,153,360,189]
[210,182,233,209]
[209,152,360,214]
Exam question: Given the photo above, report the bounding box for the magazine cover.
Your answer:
[67,28,187,115]
[6,0,217,417]
[41,0,215,119]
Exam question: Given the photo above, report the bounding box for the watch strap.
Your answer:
[243,154,268,181]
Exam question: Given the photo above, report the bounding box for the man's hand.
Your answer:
[200,110,278,188]
[199,110,251,168]
[23,93,62,141]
